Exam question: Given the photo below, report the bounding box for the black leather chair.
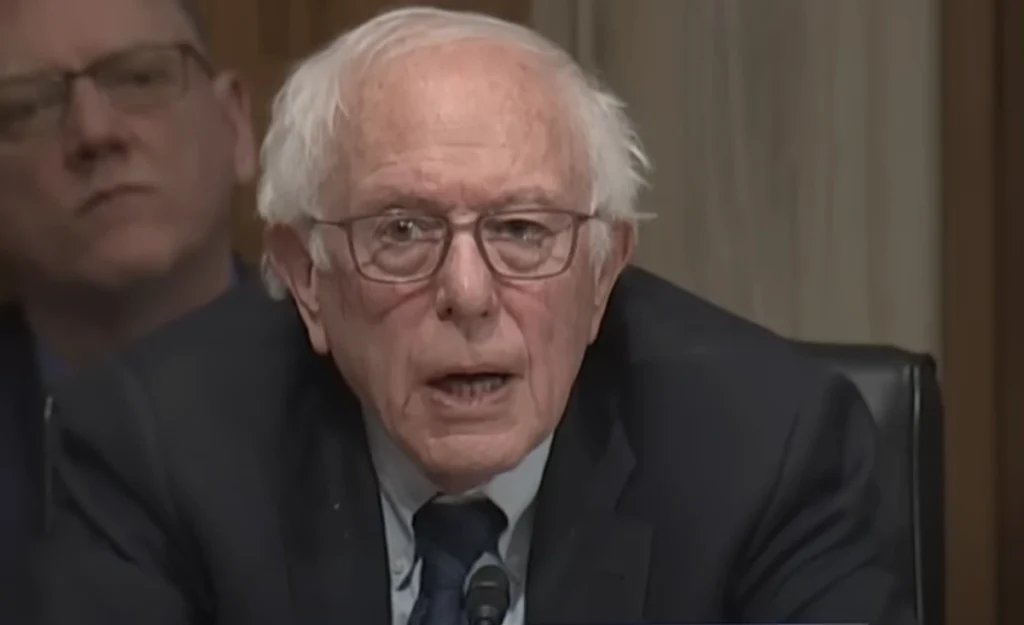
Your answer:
[796,342,944,625]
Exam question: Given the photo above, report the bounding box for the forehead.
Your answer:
[0,0,195,74]
[348,41,583,197]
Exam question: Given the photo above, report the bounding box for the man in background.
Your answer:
[0,0,255,606]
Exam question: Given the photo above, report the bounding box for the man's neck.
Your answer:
[20,247,238,370]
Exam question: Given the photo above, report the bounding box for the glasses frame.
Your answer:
[0,42,213,142]
[312,208,598,284]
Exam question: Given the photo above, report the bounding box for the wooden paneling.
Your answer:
[941,0,1024,622]
[997,0,1024,620]
[196,0,532,260]
[941,0,998,621]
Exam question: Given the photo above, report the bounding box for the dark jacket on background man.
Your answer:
[0,306,48,594]
[1,264,247,616]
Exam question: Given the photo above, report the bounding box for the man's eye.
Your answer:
[0,101,40,122]
[489,219,551,242]
[377,217,438,243]
[0,98,52,134]
[113,67,170,87]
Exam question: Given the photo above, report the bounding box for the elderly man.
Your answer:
[33,7,914,625]
[0,0,254,606]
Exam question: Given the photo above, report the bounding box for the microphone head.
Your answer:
[464,563,510,625]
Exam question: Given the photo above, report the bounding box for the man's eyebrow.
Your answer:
[352,186,562,214]
[354,192,450,214]
[487,188,559,208]
[0,63,57,84]
[0,40,188,82]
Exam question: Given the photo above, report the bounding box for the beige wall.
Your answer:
[533,0,941,354]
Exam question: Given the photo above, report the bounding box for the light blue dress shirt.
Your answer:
[364,412,552,625]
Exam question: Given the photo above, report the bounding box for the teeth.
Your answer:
[432,374,509,397]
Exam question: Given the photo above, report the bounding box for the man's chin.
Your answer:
[417,431,532,494]
[74,248,181,292]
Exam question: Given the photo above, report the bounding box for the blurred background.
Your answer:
[103,0,1024,623]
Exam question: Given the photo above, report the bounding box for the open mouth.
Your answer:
[427,372,515,402]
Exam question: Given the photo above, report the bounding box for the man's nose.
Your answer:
[61,80,129,170]
[435,232,499,327]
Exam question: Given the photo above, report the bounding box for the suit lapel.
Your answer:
[526,352,652,624]
[281,356,392,625]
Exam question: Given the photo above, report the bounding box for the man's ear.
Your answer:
[589,221,635,342]
[264,224,330,354]
[212,71,257,184]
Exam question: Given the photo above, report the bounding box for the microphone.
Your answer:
[464,562,510,625]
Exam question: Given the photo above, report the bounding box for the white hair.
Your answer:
[256,6,651,297]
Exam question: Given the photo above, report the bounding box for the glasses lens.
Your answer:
[351,214,448,280]
[92,46,186,112]
[0,75,65,140]
[481,210,578,278]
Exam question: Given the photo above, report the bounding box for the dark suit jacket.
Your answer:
[31,267,915,624]
[0,306,47,608]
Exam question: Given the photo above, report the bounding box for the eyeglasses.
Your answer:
[313,208,597,283]
[0,43,212,142]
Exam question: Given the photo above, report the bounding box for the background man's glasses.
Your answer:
[0,43,212,142]
[313,208,597,283]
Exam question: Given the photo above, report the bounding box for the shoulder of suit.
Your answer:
[600,270,864,516]
[55,278,311,431]
[601,266,842,414]
[605,266,803,363]
[124,277,300,363]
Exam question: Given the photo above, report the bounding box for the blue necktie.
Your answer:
[409,499,507,625]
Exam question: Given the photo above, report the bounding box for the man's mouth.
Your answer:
[78,185,151,215]
[427,372,515,401]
